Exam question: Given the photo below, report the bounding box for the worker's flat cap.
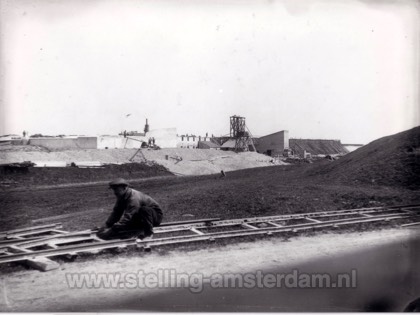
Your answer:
[108,178,129,188]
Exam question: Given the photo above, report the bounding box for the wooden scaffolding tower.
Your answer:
[230,115,256,152]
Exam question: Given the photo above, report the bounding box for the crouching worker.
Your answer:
[97,178,163,240]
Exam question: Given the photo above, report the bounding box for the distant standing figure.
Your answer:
[23,130,26,138]
[148,138,152,146]
[152,137,155,146]
[123,130,127,138]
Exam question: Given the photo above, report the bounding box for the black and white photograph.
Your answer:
[0,0,419,312]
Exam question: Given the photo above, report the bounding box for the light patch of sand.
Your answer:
[0,147,287,175]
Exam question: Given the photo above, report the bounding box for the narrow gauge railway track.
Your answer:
[1,204,419,271]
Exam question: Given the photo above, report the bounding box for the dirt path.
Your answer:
[1,227,418,312]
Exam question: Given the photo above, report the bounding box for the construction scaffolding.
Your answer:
[229,115,256,152]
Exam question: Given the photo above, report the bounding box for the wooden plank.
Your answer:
[0,236,47,247]
[401,222,420,227]
[8,245,31,253]
[0,238,138,263]
[8,245,60,271]
[160,218,221,227]
[91,235,106,242]
[25,257,60,271]
[4,236,24,240]
[2,223,61,234]
[50,230,69,234]
[155,226,195,233]
[0,231,93,250]
[11,228,64,238]
[266,221,284,228]
[190,228,205,235]
[241,223,259,230]
[304,217,322,223]
[47,236,97,247]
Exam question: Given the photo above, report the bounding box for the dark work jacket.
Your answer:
[105,188,163,233]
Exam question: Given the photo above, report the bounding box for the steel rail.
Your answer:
[14,211,415,250]
[0,219,224,249]
[0,230,94,250]
[1,205,419,248]
[0,218,221,248]
[159,218,221,226]
[0,236,55,247]
[0,212,417,264]
[139,215,412,248]
[0,223,62,238]
[0,238,137,263]
[139,213,419,247]
[155,205,420,232]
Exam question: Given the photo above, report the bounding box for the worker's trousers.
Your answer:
[97,206,163,240]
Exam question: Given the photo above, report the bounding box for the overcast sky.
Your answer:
[1,0,419,144]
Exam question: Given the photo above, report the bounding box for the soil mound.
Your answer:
[289,139,348,156]
[308,126,420,188]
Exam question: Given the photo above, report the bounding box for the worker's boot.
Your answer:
[137,229,153,240]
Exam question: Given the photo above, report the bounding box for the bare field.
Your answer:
[1,164,420,232]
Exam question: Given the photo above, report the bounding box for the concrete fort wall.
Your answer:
[27,128,177,150]
[177,135,211,149]
[97,136,146,149]
[29,137,97,149]
[98,129,177,149]
[146,128,177,148]
[77,137,97,149]
[255,130,289,156]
